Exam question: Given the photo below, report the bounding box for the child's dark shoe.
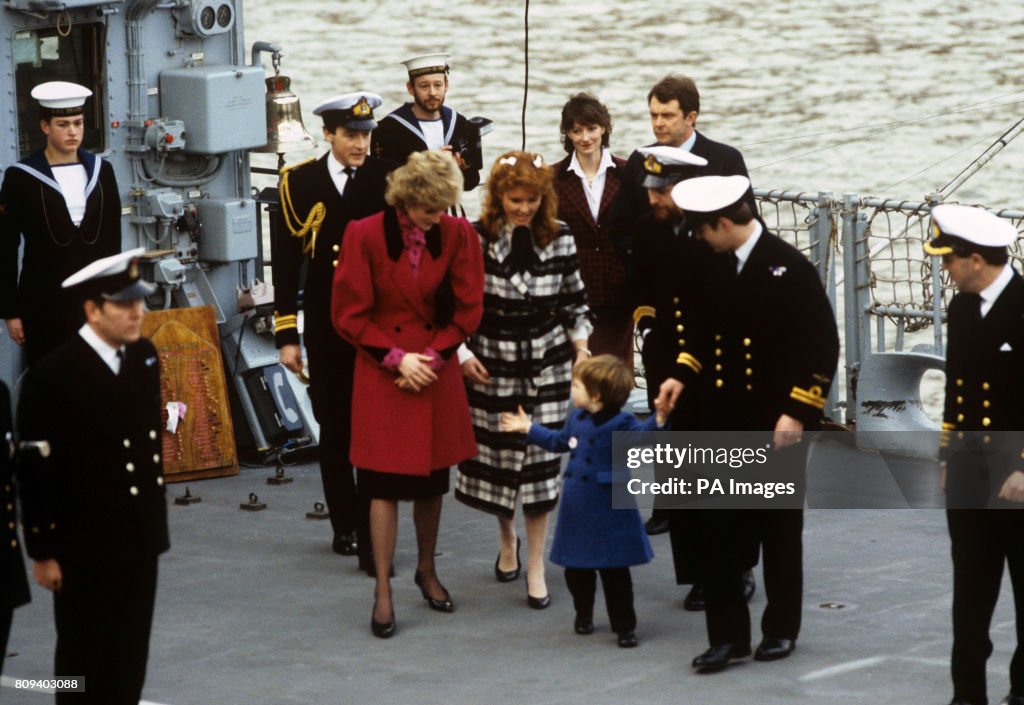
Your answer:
[574,615,594,635]
[617,630,638,648]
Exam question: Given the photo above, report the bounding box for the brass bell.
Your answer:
[254,74,317,154]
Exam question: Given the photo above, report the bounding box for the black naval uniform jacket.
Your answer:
[15,335,169,566]
[273,153,395,413]
[2,381,30,615]
[371,103,481,190]
[941,271,1024,506]
[630,212,714,421]
[609,131,755,264]
[0,149,121,364]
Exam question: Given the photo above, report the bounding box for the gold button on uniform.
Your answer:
[674,311,681,319]
[746,384,753,391]
[10,539,15,548]
[982,382,990,391]
[157,477,164,486]
[956,396,963,404]
[715,334,722,341]
[715,364,722,372]
[678,339,686,346]
[149,430,158,440]
[333,244,340,253]
[982,417,991,427]
[123,439,131,448]
[332,259,338,268]
[676,325,684,333]
[130,486,139,496]
[673,297,680,305]
[983,400,991,408]
[745,368,753,376]
[715,349,722,357]
[715,379,724,388]
[956,379,963,387]
[745,353,752,360]
[957,413,965,422]
[743,338,751,347]
[126,462,135,472]
[153,454,160,464]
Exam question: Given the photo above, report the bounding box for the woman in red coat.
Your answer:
[551,93,631,364]
[332,150,484,638]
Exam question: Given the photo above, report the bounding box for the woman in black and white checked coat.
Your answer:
[456,151,592,608]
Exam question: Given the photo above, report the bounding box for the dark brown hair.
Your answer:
[647,74,700,116]
[559,93,613,154]
[574,354,634,410]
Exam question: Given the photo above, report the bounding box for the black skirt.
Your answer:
[357,466,451,500]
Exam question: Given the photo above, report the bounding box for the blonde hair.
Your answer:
[574,354,634,410]
[385,150,463,211]
[479,150,559,248]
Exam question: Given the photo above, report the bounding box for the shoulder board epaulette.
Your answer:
[279,156,316,176]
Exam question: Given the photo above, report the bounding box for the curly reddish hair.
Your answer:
[479,150,560,248]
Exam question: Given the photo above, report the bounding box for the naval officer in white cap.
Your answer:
[927,204,1024,705]
[661,174,838,673]
[372,52,481,191]
[0,81,122,365]
[274,91,396,569]
[16,248,168,705]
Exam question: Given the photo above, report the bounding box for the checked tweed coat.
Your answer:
[455,221,592,517]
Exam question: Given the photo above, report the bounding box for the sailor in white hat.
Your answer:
[372,51,481,190]
[274,88,395,566]
[0,80,122,364]
[16,244,167,704]
[661,173,839,673]
[930,203,1024,705]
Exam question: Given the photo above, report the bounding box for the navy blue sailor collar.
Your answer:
[385,103,458,147]
[10,148,102,199]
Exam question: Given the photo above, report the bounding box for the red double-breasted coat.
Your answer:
[332,208,484,475]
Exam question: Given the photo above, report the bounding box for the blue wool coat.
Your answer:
[527,408,658,569]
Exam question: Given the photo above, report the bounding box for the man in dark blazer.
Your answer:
[274,91,395,570]
[608,73,754,267]
[1,380,30,679]
[0,81,121,365]
[371,53,480,191]
[664,175,839,672]
[925,204,1024,705]
[610,73,754,539]
[16,248,168,704]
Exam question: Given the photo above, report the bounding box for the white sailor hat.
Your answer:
[401,52,450,79]
[924,204,1017,256]
[31,81,92,117]
[637,146,707,188]
[62,247,156,302]
[671,174,750,213]
[312,92,383,131]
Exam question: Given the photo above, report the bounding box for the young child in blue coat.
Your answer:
[501,354,668,647]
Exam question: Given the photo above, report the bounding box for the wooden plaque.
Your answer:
[142,306,239,482]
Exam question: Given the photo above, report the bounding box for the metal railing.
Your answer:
[754,189,1024,424]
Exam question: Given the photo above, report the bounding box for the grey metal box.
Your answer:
[159,65,266,154]
[196,198,258,262]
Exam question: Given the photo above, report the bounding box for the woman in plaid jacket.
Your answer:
[456,151,592,609]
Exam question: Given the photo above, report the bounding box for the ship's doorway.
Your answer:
[12,21,107,158]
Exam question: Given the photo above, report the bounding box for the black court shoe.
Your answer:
[414,570,454,613]
[494,536,521,583]
[370,602,395,639]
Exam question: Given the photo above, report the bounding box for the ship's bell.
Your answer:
[254,75,317,154]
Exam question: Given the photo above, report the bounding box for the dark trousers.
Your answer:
[704,556,751,649]
[755,508,804,640]
[948,509,1024,705]
[307,343,370,561]
[564,567,636,633]
[54,557,159,705]
[1,606,11,676]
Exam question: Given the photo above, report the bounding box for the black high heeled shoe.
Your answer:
[494,536,521,583]
[370,601,396,639]
[526,572,550,609]
[414,570,454,613]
